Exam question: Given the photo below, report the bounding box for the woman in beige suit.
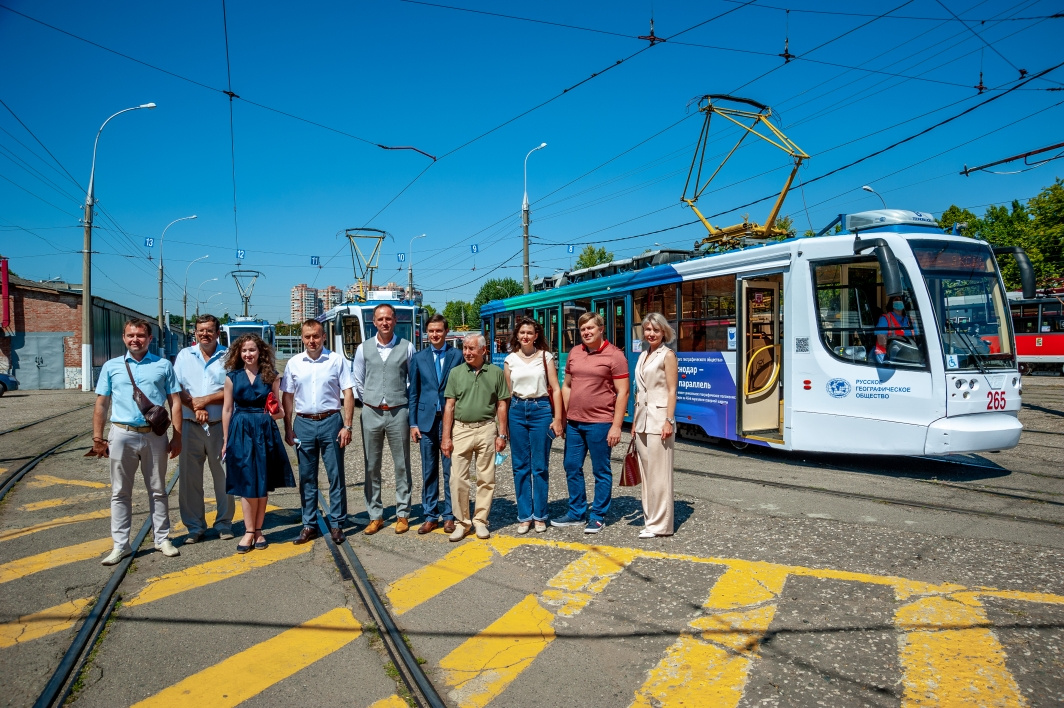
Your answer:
[633,312,678,538]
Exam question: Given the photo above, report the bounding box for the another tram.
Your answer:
[480,210,1033,456]
[220,317,276,348]
[1009,290,1064,375]
[319,285,426,363]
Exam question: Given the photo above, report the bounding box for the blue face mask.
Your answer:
[893,300,905,311]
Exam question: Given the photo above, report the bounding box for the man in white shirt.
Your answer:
[281,319,356,545]
[352,303,416,535]
[173,314,233,543]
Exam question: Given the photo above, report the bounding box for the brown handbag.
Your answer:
[620,435,641,487]
[125,360,171,436]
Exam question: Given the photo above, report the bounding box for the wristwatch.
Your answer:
[665,417,676,425]
[344,425,354,432]
[497,434,508,441]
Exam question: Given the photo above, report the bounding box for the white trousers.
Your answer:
[108,426,171,549]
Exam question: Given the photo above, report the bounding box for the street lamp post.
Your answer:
[80,102,156,391]
[522,142,547,294]
[183,255,209,344]
[157,215,197,352]
[406,233,426,300]
[195,278,219,317]
[861,185,887,209]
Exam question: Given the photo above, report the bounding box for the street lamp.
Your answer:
[522,142,548,294]
[80,102,156,391]
[183,254,209,343]
[406,233,426,300]
[157,215,197,351]
[195,278,219,317]
[861,185,887,209]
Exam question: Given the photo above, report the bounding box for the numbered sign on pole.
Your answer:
[311,256,320,266]
[470,244,479,254]
[236,249,246,260]
[567,245,575,254]
[144,237,155,248]
[397,253,406,263]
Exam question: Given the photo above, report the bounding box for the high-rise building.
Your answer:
[290,283,318,324]
[344,283,361,303]
[320,285,343,312]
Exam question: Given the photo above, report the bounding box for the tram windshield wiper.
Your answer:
[945,320,989,374]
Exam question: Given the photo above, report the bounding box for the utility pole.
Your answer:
[522,143,547,294]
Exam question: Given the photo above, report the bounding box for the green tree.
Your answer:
[421,303,437,319]
[472,277,523,319]
[938,205,979,236]
[443,300,477,330]
[1027,178,1064,285]
[574,245,613,270]
[773,215,796,240]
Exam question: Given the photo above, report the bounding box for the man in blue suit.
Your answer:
[409,314,465,534]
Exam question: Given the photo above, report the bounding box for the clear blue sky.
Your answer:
[2,0,1061,322]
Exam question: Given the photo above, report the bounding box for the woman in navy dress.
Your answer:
[221,334,294,553]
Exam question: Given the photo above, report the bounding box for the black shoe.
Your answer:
[294,526,320,545]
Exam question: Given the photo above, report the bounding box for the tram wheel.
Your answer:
[1019,363,1031,375]
[730,439,749,450]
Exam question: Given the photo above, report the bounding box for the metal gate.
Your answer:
[12,332,68,389]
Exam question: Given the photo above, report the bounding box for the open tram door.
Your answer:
[738,277,783,439]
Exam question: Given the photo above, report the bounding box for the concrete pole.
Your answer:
[522,143,546,295]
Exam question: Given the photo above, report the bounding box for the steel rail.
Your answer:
[316,493,445,708]
[0,431,86,502]
[0,403,94,436]
[34,469,181,708]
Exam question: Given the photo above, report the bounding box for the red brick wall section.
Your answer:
[1,285,83,366]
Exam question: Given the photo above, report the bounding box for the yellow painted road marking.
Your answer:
[387,541,500,616]
[131,607,361,708]
[0,537,113,584]
[631,561,788,708]
[0,509,111,543]
[169,502,278,534]
[20,491,109,511]
[26,474,108,489]
[0,599,92,648]
[896,594,1026,707]
[368,695,409,708]
[125,540,313,607]
[440,546,638,708]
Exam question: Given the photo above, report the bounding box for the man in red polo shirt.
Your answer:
[553,312,630,534]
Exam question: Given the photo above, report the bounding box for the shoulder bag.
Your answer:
[125,360,171,436]
[620,435,641,487]
[542,351,562,418]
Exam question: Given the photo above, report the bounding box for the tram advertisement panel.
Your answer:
[675,352,743,441]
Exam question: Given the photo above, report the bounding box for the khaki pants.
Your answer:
[449,420,497,530]
[178,421,232,535]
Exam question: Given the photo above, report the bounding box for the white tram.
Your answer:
[479,210,1033,456]
[318,285,426,363]
[220,317,276,348]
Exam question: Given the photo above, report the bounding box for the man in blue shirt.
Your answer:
[173,314,233,544]
[92,318,183,565]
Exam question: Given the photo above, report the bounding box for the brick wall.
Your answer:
[2,285,83,366]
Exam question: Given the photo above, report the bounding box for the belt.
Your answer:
[113,422,152,433]
[455,419,495,428]
[296,410,339,421]
[512,395,549,401]
[367,403,405,411]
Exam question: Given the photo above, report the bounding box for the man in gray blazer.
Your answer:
[408,314,464,534]
[353,303,416,534]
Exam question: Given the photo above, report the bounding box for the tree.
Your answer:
[220,312,231,325]
[443,300,477,330]
[773,215,796,240]
[574,245,613,270]
[472,277,523,319]
[421,303,437,318]
[938,205,979,236]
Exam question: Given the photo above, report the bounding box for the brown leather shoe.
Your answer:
[293,526,319,545]
[443,520,456,534]
[330,526,345,544]
[417,520,439,535]
[395,517,410,534]
[363,519,385,535]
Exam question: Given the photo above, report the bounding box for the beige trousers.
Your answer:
[635,432,674,535]
[449,420,497,530]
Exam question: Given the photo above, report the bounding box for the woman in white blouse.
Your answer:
[633,312,678,537]
[503,317,564,533]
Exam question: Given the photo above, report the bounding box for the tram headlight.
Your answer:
[1012,377,1019,387]
[954,379,964,389]
[968,378,978,390]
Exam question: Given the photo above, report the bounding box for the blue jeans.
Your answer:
[509,397,553,522]
[563,420,613,522]
[294,414,347,527]
[419,412,453,521]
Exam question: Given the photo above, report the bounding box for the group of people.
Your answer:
[90,305,679,565]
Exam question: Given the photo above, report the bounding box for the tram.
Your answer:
[1009,289,1064,375]
[220,317,276,348]
[318,284,426,362]
[480,209,1034,456]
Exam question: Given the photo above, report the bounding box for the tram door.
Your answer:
[593,298,627,351]
[739,278,782,436]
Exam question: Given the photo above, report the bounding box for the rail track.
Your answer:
[0,403,93,436]
[0,431,89,502]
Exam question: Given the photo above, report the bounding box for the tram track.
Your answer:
[0,431,89,502]
[0,403,93,436]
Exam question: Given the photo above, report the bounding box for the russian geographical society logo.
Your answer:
[826,378,851,398]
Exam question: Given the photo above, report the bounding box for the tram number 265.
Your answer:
[986,391,1007,410]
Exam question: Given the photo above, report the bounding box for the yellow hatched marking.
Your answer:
[21,491,108,511]
[896,594,1027,707]
[0,509,110,542]
[368,695,411,708]
[125,540,313,607]
[631,561,788,708]
[387,541,500,616]
[131,607,362,708]
[0,537,113,584]
[0,598,92,649]
[169,502,277,534]
[441,546,638,708]
[26,474,108,489]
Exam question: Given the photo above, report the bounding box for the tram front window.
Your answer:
[362,306,415,343]
[910,239,1014,371]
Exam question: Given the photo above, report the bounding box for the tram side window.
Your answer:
[812,260,928,369]
[1039,302,1063,333]
[1011,304,1039,334]
[562,300,591,350]
[341,315,362,359]
[678,276,736,352]
[631,284,678,345]
[494,313,513,353]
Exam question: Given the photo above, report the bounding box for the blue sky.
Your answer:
[2,0,1061,322]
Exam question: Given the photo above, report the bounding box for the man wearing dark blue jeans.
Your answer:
[554,312,630,534]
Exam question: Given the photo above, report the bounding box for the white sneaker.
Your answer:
[101,546,132,566]
[449,525,471,542]
[155,539,180,557]
[516,522,531,535]
[474,524,491,539]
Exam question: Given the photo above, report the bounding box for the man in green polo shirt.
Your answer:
[441,333,510,542]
